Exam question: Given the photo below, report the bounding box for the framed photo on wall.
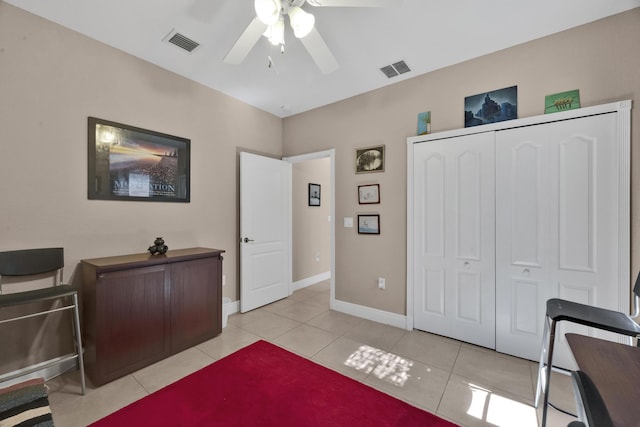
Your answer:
[358,214,380,235]
[358,184,380,204]
[88,117,190,202]
[355,145,385,174]
[308,183,321,206]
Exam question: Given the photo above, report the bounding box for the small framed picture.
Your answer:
[358,214,380,235]
[358,184,380,204]
[355,145,385,174]
[308,183,321,206]
[417,111,431,135]
[544,89,580,114]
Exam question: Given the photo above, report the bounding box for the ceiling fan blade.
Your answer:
[223,17,267,64]
[306,0,401,7]
[299,27,339,74]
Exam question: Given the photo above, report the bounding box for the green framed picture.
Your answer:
[545,89,580,114]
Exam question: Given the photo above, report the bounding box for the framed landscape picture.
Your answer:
[358,214,380,235]
[464,85,518,127]
[358,184,380,204]
[88,117,190,202]
[355,145,385,174]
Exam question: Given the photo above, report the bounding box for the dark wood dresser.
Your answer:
[81,247,225,386]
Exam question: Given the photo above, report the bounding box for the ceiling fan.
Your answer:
[224,0,400,74]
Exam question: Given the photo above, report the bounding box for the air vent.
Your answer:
[163,30,200,53]
[380,60,411,78]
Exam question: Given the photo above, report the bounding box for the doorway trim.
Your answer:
[283,149,336,308]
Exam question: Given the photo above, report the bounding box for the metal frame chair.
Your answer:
[0,248,85,395]
[535,273,640,426]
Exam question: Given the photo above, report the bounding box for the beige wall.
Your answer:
[282,8,640,315]
[0,4,282,370]
[292,158,331,282]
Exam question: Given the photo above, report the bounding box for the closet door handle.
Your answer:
[464,261,470,268]
[523,268,530,276]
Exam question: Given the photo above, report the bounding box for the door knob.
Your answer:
[243,237,254,243]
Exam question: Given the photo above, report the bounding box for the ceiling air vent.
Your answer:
[380,60,411,78]
[163,30,200,53]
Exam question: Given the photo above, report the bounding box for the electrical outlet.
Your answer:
[222,274,226,286]
[315,252,320,262]
[378,277,385,290]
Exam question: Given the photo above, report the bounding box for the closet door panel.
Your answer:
[496,125,550,361]
[424,153,445,257]
[414,132,495,348]
[558,136,595,271]
[511,143,543,266]
[456,150,481,260]
[549,114,619,368]
[496,113,620,367]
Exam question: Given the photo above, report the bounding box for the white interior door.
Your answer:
[413,132,496,348]
[496,113,621,368]
[240,152,291,313]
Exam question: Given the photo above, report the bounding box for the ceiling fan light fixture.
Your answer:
[255,0,282,25]
[264,18,285,46]
[288,6,315,39]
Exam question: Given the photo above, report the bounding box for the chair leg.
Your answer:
[535,315,550,407]
[72,293,86,395]
[541,319,558,427]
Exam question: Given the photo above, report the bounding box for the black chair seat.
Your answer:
[547,298,640,336]
[0,284,78,308]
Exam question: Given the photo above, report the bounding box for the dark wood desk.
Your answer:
[566,333,640,427]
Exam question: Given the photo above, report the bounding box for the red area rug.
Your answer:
[90,340,457,426]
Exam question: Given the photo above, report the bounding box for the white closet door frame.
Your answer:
[406,100,631,333]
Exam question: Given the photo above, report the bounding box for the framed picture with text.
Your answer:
[88,117,190,202]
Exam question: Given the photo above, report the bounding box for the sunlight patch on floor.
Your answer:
[467,383,537,427]
[344,345,414,387]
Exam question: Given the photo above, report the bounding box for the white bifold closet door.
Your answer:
[413,132,496,348]
[495,113,620,368]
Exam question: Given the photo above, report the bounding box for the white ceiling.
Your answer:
[6,0,640,118]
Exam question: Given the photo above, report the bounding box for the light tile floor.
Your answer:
[47,280,577,426]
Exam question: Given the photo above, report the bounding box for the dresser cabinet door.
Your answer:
[95,264,170,383]
[170,257,221,353]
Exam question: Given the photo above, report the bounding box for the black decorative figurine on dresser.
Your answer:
[148,237,168,255]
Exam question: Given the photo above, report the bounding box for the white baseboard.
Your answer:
[222,298,240,328]
[331,299,407,329]
[292,271,331,292]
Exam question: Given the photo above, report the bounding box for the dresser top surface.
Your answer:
[81,247,224,270]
